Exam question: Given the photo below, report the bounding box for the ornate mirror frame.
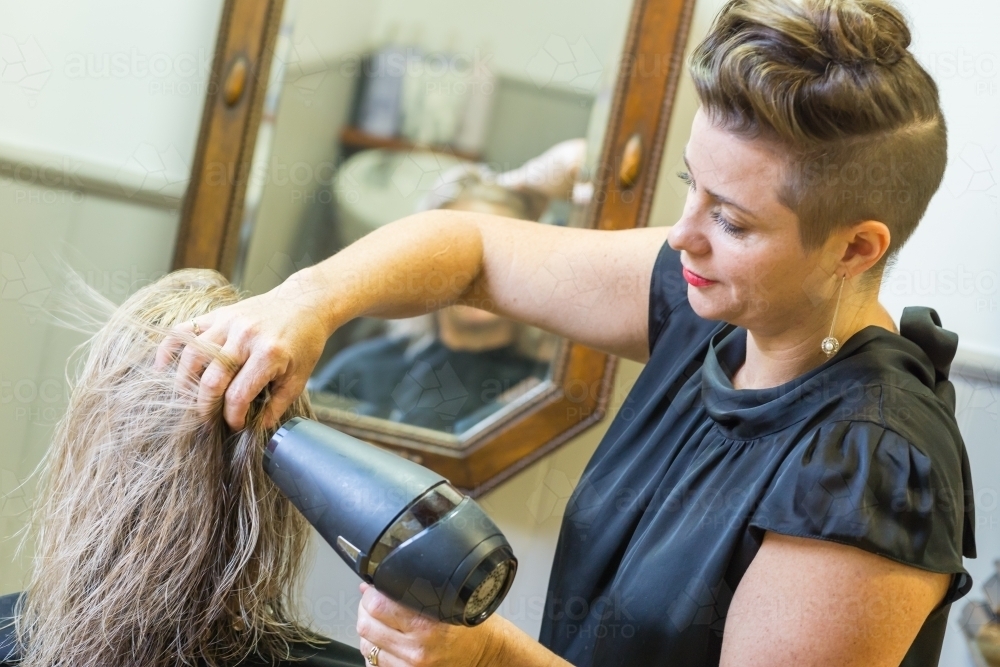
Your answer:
[172,0,696,495]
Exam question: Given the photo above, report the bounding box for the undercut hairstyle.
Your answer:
[15,269,322,667]
[690,0,947,285]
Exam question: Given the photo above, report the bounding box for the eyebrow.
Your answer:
[683,152,761,222]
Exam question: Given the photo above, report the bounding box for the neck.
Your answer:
[732,290,897,391]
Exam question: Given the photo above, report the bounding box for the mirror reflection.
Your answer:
[234,0,633,439]
[308,179,556,433]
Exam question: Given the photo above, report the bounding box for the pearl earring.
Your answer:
[821,274,846,357]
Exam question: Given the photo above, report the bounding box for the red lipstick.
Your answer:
[682,267,717,287]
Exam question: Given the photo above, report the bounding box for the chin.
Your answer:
[686,287,731,323]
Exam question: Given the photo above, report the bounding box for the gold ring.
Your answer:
[366,645,380,666]
[191,320,201,336]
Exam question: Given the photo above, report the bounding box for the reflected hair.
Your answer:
[16,269,321,667]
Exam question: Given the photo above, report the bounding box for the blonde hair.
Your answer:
[690,0,947,284]
[442,181,548,222]
[15,269,321,666]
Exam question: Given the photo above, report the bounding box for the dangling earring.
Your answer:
[821,274,846,357]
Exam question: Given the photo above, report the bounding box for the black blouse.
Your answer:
[538,240,977,666]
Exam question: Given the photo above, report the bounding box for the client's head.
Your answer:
[17,269,318,667]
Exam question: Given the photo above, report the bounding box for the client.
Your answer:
[0,269,362,667]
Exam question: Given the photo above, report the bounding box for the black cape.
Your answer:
[310,336,546,433]
[0,592,364,666]
[538,241,976,666]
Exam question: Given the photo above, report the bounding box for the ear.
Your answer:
[839,220,891,276]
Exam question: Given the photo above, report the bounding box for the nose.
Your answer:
[667,198,711,257]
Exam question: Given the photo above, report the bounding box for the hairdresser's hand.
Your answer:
[356,583,506,667]
[495,138,586,200]
[154,273,331,430]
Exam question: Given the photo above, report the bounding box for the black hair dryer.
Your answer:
[263,417,517,626]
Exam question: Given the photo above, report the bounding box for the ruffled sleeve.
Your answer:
[749,420,974,606]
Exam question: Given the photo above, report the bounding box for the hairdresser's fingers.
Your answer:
[154,321,196,371]
[222,347,288,431]
[197,339,244,414]
[260,376,307,430]
[358,637,406,667]
[174,325,228,394]
[154,312,220,371]
[361,584,428,635]
[358,602,418,665]
[154,334,185,371]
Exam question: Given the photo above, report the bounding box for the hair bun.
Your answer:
[814,0,911,67]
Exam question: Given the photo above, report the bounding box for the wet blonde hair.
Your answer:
[16,269,321,666]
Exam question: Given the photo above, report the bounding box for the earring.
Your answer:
[821,274,846,357]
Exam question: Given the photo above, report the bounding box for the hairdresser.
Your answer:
[162,1,976,665]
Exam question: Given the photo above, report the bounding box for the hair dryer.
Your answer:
[262,417,517,626]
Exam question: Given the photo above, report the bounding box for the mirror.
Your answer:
[232,1,633,439]
[174,0,696,491]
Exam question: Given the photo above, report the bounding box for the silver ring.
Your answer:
[366,645,380,666]
[191,320,201,336]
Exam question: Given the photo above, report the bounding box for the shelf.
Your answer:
[339,126,482,162]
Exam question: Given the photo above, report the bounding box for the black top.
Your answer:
[0,593,364,666]
[310,336,547,432]
[538,241,977,667]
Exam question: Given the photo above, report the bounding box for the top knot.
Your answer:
[689,0,943,145]
[813,0,912,67]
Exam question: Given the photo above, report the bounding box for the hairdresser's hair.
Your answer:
[16,269,321,667]
[690,0,947,284]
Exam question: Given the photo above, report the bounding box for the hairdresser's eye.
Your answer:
[677,170,694,190]
[711,210,745,238]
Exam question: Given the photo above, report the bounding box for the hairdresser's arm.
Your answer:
[356,583,573,667]
[159,210,669,429]
[720,532,950,667]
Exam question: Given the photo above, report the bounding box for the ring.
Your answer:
[191,320,201,336]
[366,645,380,666]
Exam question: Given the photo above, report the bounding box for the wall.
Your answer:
[0,0,223,593]
[368,0,631,89]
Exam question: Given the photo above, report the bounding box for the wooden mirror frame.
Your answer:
[172,0,696,495]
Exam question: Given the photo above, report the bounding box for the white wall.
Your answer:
[891,0,1000,360]
[369,0,631,91]
[0,0,224,592]
[0,0,219,188]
